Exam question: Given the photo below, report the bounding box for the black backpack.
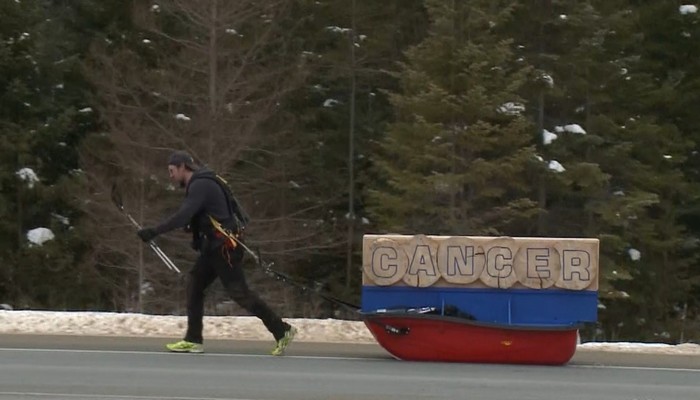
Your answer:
[213,173,250,230]
[189,170,250,231]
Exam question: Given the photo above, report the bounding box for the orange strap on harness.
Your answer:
[208,215,239,250]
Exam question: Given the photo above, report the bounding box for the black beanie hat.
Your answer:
[167,151,198,170]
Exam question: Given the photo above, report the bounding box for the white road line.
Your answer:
[570,364,700,373]
[0,392,258,400]
[0,347,376,362]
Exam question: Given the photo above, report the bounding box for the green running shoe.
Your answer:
[166,340,204,353]
[271,326,297,356]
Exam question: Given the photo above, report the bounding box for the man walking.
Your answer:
[136,151,296,355]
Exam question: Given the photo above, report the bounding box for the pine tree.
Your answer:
[268,0,429,304]
[507,0,700,341]
[0,0,105,308]
[598,2,700,342]
[367,0,539,236]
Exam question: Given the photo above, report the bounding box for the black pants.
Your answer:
[184,244,289,344]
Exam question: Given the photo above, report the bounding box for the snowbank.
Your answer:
[0,311,375,343]
[1,311,698,355]
[580,342,700,355]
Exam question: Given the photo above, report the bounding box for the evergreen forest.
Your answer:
[1,0,699,343]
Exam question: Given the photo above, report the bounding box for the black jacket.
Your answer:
[155,168,247,250]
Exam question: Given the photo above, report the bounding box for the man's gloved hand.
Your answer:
[137,227,158,243]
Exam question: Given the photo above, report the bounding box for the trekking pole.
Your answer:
[110,184,181,274]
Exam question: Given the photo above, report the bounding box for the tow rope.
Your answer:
[209,219,360,312]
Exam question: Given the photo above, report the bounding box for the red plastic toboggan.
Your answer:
[362,313,578,365]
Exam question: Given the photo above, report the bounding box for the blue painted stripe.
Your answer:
[361,286,597,326]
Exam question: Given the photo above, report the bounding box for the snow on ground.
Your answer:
[0,311,375,344]
[1,311,699,355]
[579,342,700,355]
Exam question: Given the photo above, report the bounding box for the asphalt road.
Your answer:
[0,335,698,400]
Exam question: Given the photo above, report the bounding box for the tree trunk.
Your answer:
[208,0,218,164]
[138,173,145,313]
[346,0,357,288]
[537,89,546,234]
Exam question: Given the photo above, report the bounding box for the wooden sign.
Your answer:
[362,234,599,291]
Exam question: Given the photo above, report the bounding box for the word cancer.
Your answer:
[362,235,599,290]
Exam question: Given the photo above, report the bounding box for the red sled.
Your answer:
[362,312,578,365]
